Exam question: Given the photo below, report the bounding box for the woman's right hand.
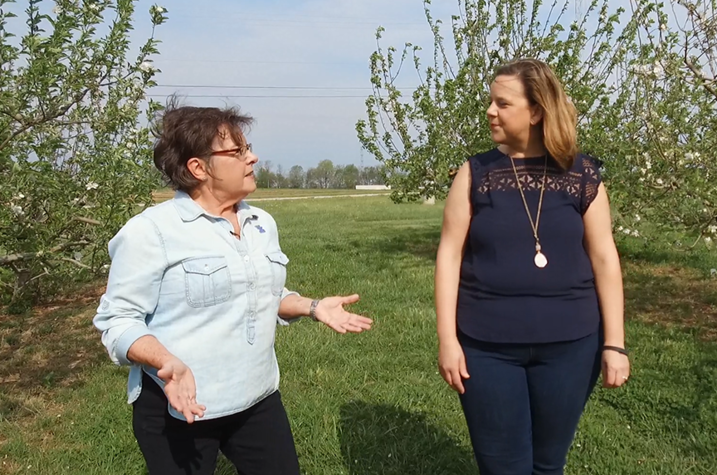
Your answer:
[438,339,470,394]
[157,357,206,423]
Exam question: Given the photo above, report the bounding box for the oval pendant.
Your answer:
[534,251,548,268]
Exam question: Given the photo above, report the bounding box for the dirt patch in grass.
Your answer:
[624,261,717,340]
[0,283,107,427]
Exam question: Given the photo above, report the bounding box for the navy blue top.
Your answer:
[456,148,602,344]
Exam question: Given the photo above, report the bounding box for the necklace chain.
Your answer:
[509,155,547,250]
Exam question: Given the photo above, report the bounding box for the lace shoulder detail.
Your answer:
[473,157,582,198]
[580,155,603,214]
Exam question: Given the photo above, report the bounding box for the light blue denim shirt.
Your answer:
[93,191,298,421]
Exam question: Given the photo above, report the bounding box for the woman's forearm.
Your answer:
[592,252,625,347]
[278,294,313,319]
[127,335,177,369]
[435,248,463,344]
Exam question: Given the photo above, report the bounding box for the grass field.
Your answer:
[152,188,389,203]
[1,195,717,474]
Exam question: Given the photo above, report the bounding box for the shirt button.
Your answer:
[249,283,255,290]
[244,255,250,262]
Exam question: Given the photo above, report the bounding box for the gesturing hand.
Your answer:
[313,294,373,334]
[157,357,206,423]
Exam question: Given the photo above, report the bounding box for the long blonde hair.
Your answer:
[494,59,578,170]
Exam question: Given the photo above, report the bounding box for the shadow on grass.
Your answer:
[339,401,477,475]
[623,262,717,341]
[616,236,717,275]
[0,284,106,421]
[347,228,441,265]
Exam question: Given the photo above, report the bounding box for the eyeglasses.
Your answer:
[211,143,253,159]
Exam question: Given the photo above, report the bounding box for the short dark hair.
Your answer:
[152,97,254,192]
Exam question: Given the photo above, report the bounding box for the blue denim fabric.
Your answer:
[93,191,298,421]
[458,331,602,475]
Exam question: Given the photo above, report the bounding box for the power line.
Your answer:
[153,59,358,65]
[169,11,421,22]
[153,84,418,91]
[167,12,426,27]
[147,94,370,99]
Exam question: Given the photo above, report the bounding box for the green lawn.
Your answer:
[153,188,389,203]
[1,197,716,474]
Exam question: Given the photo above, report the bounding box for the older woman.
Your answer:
[435,59,630,474]
[93,103,372,475]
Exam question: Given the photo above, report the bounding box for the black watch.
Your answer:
[309,299,320,321]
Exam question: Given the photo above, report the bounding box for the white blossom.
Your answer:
[631,230,640,237]
[139,61,155,73]
[708,225,717,234]
[13,193,25,200]
[635,214,641,222]
[89,3,101,12]
[705,237,713,244]
[86,182,99,190]
[631,64,652,75]
[656,178,664,185]
[10,204,24,216]
[685,152,694,161]
[660,23,667,31]
[622,228,631,235]
[53,5,63,15]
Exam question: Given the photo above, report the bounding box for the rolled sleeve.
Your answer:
[93,215,167,366]
[277,287,301,326]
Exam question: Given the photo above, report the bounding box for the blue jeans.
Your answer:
[458,331,601,475]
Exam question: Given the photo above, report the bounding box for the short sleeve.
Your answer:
[580,155,603,214]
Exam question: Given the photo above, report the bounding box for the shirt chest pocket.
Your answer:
[181,256,232,307]
[265,252,289,296]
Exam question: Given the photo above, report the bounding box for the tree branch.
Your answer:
[0,241,90,266]
[684,56,717,100]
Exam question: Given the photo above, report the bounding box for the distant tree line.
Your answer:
[254,160,386,189]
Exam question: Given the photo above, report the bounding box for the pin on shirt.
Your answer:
[248,215,265,233]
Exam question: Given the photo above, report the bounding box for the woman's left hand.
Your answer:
[602,349,630,388]
[313,294,373,334]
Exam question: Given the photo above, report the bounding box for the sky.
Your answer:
[5,0,638,171]
[131,0,452,171]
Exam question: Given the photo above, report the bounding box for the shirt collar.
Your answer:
[172,191,256,225]
[237,200,258,225]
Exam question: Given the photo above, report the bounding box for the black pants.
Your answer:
[133,373,300,475]
[458,331,602,475]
